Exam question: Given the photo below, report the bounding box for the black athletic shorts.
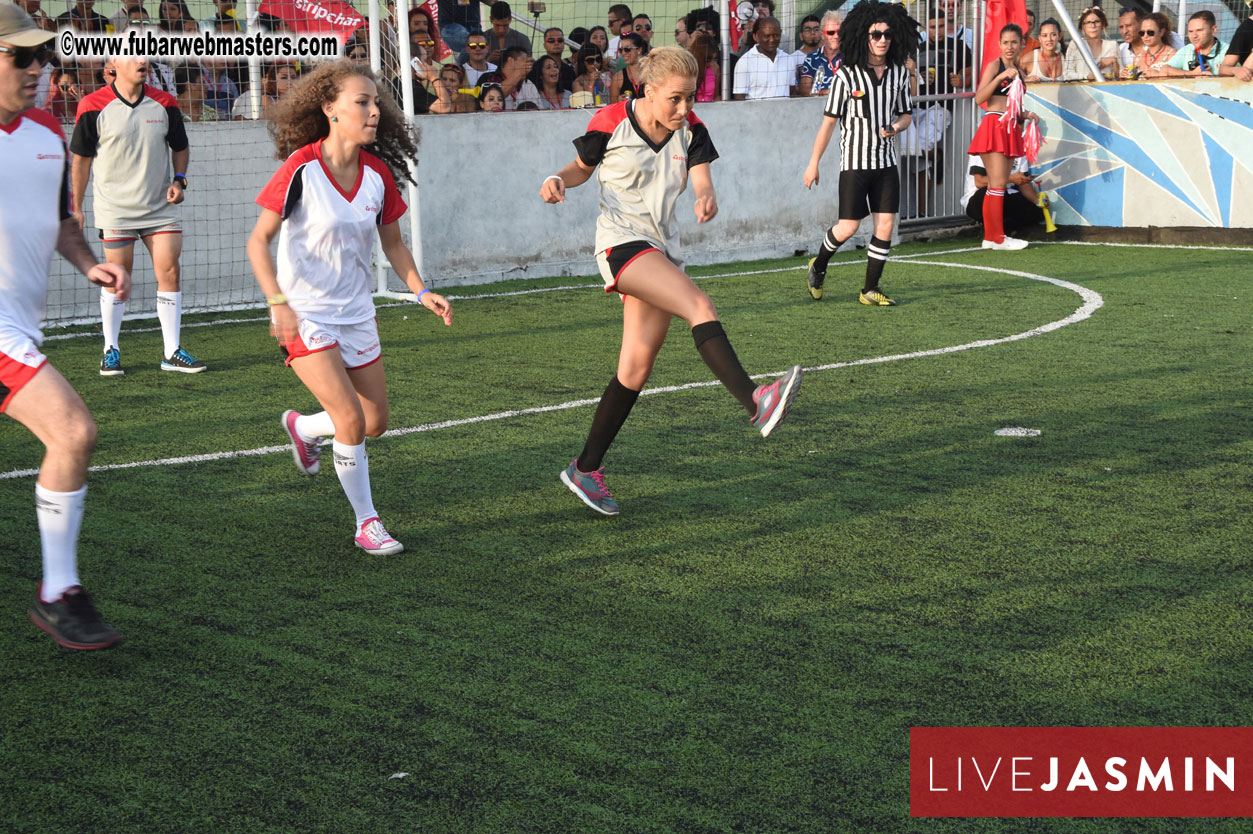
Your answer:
[596,240,663,292]
[838,165,901,221]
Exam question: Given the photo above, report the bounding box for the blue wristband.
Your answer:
[416,289,430,303]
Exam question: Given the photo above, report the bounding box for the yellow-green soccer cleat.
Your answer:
[859,289,896,306]
[806,258,824,300]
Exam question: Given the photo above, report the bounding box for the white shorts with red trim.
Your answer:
[100,220,183,248]
[278,317,381,370]
[0,327,48,413]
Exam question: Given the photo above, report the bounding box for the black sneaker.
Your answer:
[807,257,824,300]
[99,347,124,376]
[28,586,123,650]
[161,347,206,373]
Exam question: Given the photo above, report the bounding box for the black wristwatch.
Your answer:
[172,174,188,190]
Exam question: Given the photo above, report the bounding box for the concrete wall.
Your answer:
[1026,78,1253,229]
[408,95,907,289]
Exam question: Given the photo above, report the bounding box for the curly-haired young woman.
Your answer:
[247,61,452,555]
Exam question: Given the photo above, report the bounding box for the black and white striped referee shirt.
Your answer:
[823,63,913,170]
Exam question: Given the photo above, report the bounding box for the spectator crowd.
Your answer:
[27,0,1253,122]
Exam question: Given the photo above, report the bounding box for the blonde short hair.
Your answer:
[640,45,699,90]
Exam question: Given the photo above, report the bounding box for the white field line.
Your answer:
[37,240,1244,343]
[3,257,1102,481]
[40,246,984,342]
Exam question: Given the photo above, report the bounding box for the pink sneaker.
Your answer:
[282,410,320,476]
[354,517,404,555]
[751,365,803,438]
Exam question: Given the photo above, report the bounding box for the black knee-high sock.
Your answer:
[692,321,757,414]
[813,225,849,273]
[576,376,640,472]
[864,236,891,292]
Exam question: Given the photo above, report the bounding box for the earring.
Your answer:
[331,116,338,122]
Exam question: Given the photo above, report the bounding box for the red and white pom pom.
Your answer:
[999,76,1025,129]
[1023,118,1045,163]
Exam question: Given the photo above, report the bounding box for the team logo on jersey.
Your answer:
[306,333,333,347]
[364,203,379,213]
[357,342,379,355]
[36,153,63,160]
[672,154,686,163]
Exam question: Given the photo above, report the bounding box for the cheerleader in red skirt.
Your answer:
[969,24,1040,251]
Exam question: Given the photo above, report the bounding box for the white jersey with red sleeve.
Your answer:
[572,99,719,265]
[0,108,72,345]
[256,142,407,325]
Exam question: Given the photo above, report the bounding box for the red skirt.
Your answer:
[968,111,1025,158]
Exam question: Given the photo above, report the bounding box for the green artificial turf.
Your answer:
[1,239,1250,833]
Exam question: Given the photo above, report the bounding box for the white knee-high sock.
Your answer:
[156,291,182,358]
[100,289,124,351]
[333,440,377,527]
[295,411,336,443]
[36,483,85,603]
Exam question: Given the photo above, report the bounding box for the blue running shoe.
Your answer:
[561,460,620,516]
[161,347,206,373]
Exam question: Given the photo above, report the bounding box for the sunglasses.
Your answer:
[545,37,564,43]
[824,29,838,36]
[620,45,639,52]
[467,42,487,48]
[1139,29,1158,36]
[674,28,684,36]
[585,56,602,63]
[869,31,892,41]
[0,42,53,69]
[635,24,651,31]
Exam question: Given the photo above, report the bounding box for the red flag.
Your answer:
[728,0,742,52]
[258,0,364,42]
[981,0,1028,74]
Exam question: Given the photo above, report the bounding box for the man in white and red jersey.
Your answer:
[71,54,203,376]
[0,3,131,650]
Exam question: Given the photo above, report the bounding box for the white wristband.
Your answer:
[544,175,564,186]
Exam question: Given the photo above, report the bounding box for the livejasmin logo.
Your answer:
[910,727,1253,817]
[927,754,1235,793]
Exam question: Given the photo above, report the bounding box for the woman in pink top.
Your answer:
[689,30,721,102]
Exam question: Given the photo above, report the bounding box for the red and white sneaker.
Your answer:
[282,410,321,476]
[354,517,404,555]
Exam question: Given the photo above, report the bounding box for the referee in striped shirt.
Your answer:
[803,1,918,306]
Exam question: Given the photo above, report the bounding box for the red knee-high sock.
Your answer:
[983,188,1006,243]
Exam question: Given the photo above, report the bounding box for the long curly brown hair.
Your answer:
[268,61,419,185]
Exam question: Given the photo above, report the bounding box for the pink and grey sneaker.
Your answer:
[561,460,620,516]
[355,517,404,555]
[282,410,320,476]
[751,365,803,438]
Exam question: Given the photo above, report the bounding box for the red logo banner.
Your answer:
[911,727,1253,817]
[259,0,363,38]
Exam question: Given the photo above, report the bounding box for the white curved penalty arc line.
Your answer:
[1,260,1102,481]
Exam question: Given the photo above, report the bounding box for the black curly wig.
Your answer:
[839,0,920,69]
